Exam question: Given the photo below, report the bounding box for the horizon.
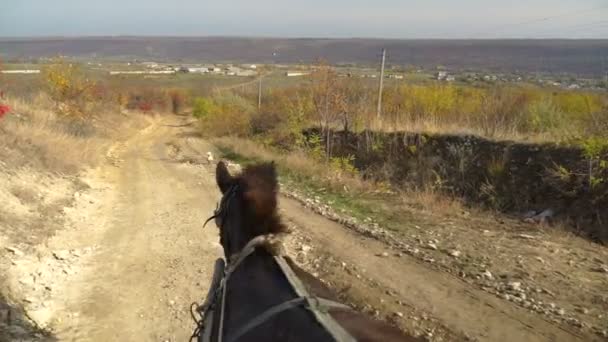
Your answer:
[2,35,608,41]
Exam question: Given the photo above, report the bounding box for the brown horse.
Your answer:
[193,161,421,342]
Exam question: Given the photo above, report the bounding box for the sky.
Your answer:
[1,0,607,39]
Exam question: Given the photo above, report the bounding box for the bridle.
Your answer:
[203,184,239,231]
[192,185,356,342]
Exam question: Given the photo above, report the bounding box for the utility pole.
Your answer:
[258,76,262,111]
[376,48,386,120]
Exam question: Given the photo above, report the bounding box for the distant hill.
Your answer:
[1,37,607,76]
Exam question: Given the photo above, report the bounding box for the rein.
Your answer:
[192,236,355,342]
[192,184,356,341]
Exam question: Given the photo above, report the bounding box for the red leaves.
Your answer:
[0,104,10,119]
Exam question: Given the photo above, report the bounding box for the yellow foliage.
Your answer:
[42,58,96,118]
[199,93,254,137]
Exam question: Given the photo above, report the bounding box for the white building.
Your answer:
[285,72,310,77]
[0,70,40,74]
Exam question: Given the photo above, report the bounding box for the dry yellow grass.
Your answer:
[212,136,473,221]
[213,136,375,193]
[0,94,148,174]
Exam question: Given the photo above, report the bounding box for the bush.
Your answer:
[525,97,565,133]
[0,104,10,119]
[168,88,189,114]
[199,93,254,137]
[192,97,216,119]
[126,88,169,113]
[42,58,96,118]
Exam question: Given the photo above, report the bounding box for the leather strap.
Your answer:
[227,296,351,342]
[274,256,356,342]
[212,236,356,342]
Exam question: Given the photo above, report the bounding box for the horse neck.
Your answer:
[221,251,336,342]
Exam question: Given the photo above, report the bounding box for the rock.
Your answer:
[300,245,312,253]
[566,317,582,327]
[28,307,53,327]
[449,250,461,258]
[8,325,27,336]
[548,303,556,309]
[394,312,404,318]
[576,307,589,315]
[535,256,545,264]
[594,265,608,273]
[481,270,494,280]
[556,308,565,316]
[502,294,511,301]
[19,276,35,286]
[426,243,438,251]
[507,281,522,291]
[377,252,389,258]
[341,262,347,268]
[53,250,70,261]
[516,234,537,240]
[5,246,24,257]
[168,300,175,306]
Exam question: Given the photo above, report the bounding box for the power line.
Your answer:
[468,4,608,38]
[533,21,608,38]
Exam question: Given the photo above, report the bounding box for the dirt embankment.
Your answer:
[307,129,608,243]
[0,96,149,341]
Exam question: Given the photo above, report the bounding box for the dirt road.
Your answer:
[10,118,224,341]
[3,115,599,341]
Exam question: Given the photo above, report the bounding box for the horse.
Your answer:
[191,161,422,342]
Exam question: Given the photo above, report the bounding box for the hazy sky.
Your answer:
[1,0,607,38]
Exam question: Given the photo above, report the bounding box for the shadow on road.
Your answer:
[0,291,56,342]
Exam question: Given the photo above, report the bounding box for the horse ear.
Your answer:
[216,161,234,193]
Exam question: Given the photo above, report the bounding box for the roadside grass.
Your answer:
[0,94,147,174]
[213,136,468,236]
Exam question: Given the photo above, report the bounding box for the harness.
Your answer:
[192,185,357,342]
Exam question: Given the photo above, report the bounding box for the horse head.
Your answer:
[213,161,286,258]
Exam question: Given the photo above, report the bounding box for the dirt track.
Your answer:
[2,115,602,341]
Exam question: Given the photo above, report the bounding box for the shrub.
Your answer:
[525,97,565,133]
[42,58,96,118]
[168,88,189,114]
[199,93,254,137]
[192,97,216,119]
[126,88,169,113]
[0,104,10,119]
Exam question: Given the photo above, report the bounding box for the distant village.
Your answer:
[1,59,605,91]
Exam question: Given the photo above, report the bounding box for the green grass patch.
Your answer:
[213,140,419,234]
